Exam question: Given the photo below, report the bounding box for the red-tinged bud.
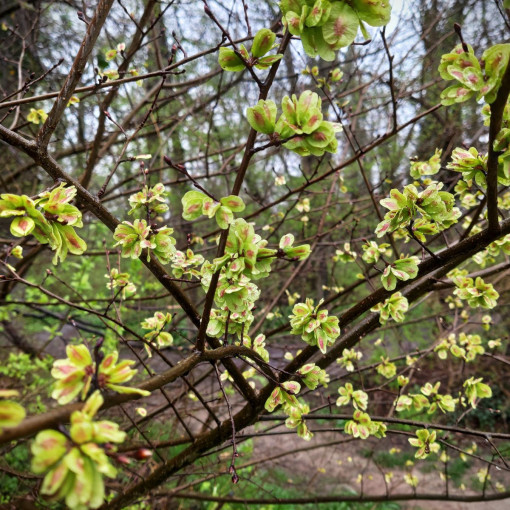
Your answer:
[134,448,153,460]
[77,11,89,24]
[115,454,131,465]
[231,473,240,484]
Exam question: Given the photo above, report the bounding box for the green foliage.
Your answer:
[446,147,487,187]
[344,410,386,440]
[171,248,204,279]
[279,0,391,61]
[0,351,53,390]
[361,240,391,264]
[333,242,357,263]
[140,311,173,354]
[336,348,362,372]
[242,333,270,362]
[376,356,397,379]
[113,219,153,258]
[434,333,485,362]
[381,256,419,291]
[439,43,510,105]
[394,392,430,414]
[252,28,277,58]
[0,444,31,503]
[218,28,283,71]
[408,429,440,459]
[201,218,312,340]
[105,268,137,299]
[113,219,176,263]
[3,4,510,509]
[31,392,126,509]
[181,191,245,229]
[0,184,86,264]
[207,308,254,339]
[246,99,278,134]
[27,107,48,124]
[289,298,340,353]
[375,182,460,238]
[336,382,368,410]
[246,91,341,156]
[278,233,312,260]
[0,389,25,432]
[216,218,277,278]
[209,271,260,313]
[128,182,169,216]
[371,292,409,324]
[51,344,150,404]
[451,275,499,309]
[410,149,442,179]
[297,362,330,389]
[420,382,458,414]
[284,399,314,440]
[463,377,492,408]
[439,40,510,194]
[263,381,315,440]
[264,381,301,412]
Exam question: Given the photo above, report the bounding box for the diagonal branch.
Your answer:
[0,345,264,445]
[0,123,257,405]
[36,0,115,147]
[80,0,159,187]
[103,210,510,509]
[194,31,291,352]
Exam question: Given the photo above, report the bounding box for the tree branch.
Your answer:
[36,0,116,147]
[486,59,510,232]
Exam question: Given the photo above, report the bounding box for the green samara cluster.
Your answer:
[246,91,341,157]
[280,0,391,60]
